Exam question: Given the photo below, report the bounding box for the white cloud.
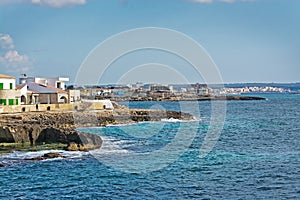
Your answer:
[31,0,87,8]
[0,0,87,8]
[3,50,29,64]
[0,50,31,73]
[0,34,14,49]
[191,0,213,3]
[0,34,31,73]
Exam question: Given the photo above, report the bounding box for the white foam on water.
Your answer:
[90,136,132,155]
[0,150,89,166]
[161,117,202,123]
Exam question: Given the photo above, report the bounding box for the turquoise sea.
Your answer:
[1,94,300,199]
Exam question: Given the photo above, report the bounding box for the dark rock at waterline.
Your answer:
[128,109,194,122]
[0,125,103,152]
[43,152,65,159]
[24,152,66,161]
[35,128,103,150]
[76,132,103,148]
[24,156,44,161]
[65,132,103,151]
[35,127,68,144]
[197,96,266,101]
[222,96,266,101]
[0,127,15,143]
[0,163,6,167]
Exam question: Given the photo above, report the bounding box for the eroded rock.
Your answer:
[24,152,66,161]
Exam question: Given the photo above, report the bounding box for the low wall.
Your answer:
[0,102,105,113]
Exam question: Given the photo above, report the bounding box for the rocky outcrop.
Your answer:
[0,106,193,152]
[25,152,66,161]
[108,94,266,101]
[36,127,70,144]
[0,127,15,143]
[0,126,103,151]
[207,96,266,101]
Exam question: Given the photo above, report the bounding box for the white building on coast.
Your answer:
[0,74,20,106]
[19,75,69,90]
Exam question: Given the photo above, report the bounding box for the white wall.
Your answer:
[0,78,15,90]
[82,99,114,109]
[19,77,69,90]
[69,90,81,103]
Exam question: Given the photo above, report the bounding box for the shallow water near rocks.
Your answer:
[0,94,300,199]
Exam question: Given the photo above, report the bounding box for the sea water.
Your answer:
[0,94,299,199]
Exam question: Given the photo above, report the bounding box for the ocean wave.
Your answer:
[0,150,89,167]
[90,136,132,155]
[161,117,202,123]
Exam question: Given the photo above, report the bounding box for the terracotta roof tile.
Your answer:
[16,83,27,90]
[0,73,15,79]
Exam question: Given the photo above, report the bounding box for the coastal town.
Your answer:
[78,82,289,102]
[0,72,194,154]
[0,72,296,114]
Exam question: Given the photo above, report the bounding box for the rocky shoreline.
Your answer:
[0,105,194,155]
[108,95,266,102]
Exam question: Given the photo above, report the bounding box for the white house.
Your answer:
[19,76,69,90]
[21,82,69,104]
[0,74,21,105]
[18,75,81,104]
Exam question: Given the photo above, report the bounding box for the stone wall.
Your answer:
[0,90,21,106]
[0,102,105,113]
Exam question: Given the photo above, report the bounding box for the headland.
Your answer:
[0,103,194,154]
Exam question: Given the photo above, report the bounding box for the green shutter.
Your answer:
[16,99,19,105]
[9,99,14,105]
[10,83,13,89]
[0,83,3,90]
[0,99,7,105]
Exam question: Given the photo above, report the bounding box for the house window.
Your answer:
[0,83,3,90]
[0,99,6,105]
[57,82,61,89]
[10,83,13,89]
[9,99,14,105]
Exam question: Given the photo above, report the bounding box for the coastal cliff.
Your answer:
[0,106,194,152]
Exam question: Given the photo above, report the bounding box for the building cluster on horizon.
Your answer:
[77,82,211,101]
[74,81,292,101]
[219,86,291,95]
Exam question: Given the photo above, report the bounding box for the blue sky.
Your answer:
[0,0,299,84]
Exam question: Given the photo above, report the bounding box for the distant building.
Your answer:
[191,83,209,94]
[0,74,20,106]
[131,82,144,89]
[90,88,112,97]
[69,89,81,103]
[149,84,173,92]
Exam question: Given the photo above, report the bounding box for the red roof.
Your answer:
[0,73,15,79]
[16,83,27,90]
